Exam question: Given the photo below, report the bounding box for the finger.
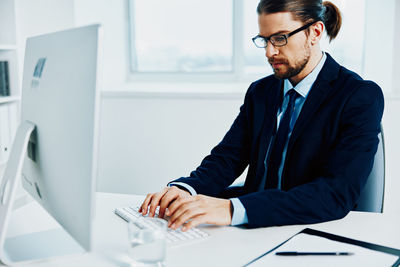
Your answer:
[169,202,204,229]
[140,193,155,215]
[181,214,207,232]
[168,200,195,227]
[158,190,180,218]
[170,206,205,230]
[167,197,193,218]
[148,187,168,217]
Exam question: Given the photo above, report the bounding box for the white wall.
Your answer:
[363,0,396,94]
[97,92,245,194]
[392,0,400,96]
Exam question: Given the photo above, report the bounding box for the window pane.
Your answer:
[244,0,272,75]
[130,0,232,73]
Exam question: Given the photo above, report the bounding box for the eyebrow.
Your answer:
[259,30,290,38]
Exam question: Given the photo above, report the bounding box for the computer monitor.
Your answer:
[0,24,102,265]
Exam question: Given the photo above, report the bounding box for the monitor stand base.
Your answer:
[3,228,85,264]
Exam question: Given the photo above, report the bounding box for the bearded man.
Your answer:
[139,0,384,231]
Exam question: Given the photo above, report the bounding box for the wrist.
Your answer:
[171,185,191,195]
[227,199,233,223]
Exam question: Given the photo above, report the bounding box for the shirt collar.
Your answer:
[283,52,327,98]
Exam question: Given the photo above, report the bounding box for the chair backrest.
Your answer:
[353,126,385,213]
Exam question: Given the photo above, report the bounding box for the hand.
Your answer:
[166,194,232,231]
[139,186,191,218]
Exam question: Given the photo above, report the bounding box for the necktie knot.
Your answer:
[286,89,299,107]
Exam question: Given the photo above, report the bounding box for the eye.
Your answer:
[271,35,286,45]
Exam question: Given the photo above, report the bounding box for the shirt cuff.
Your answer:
[168,182,197,196]
[230,198,248,225]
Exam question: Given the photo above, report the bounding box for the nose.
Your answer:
[265,42,279,59]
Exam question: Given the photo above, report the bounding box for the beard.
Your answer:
[269,45,311,80]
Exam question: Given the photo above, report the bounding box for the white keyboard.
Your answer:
[115,206,209,244]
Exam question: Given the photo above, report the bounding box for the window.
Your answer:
[129,0,232,73]
[128,0,366,81]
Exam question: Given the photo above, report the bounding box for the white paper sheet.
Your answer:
[248,233,399,267]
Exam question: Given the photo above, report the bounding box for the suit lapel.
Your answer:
[288,78,330,148]
[286,53,340,167]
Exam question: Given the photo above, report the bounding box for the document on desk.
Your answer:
[247,229,400,267]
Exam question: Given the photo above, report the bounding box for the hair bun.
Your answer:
[323,1,342,41]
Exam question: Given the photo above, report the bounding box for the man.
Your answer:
[139,0,384,231]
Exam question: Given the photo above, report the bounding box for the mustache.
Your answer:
[268,58,289,65]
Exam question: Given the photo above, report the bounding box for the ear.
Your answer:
[310,21,324,45]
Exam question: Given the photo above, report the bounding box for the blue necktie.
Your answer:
[265,89,299,189]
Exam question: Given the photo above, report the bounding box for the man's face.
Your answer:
[258,12,311,81]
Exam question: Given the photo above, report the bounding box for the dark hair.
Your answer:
[257,0,342,42]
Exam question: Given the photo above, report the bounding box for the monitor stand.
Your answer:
[0,121,84,265]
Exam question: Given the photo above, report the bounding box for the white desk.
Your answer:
[4,192,400,267]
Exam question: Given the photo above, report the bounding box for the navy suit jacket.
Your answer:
[172,53,384,228]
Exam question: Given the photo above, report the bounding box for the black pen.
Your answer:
[275,251,354,256]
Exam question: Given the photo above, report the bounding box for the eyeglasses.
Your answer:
[252,21,316,48]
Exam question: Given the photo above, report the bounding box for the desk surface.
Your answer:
[4,192,400,267]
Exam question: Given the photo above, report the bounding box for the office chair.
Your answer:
[353,126,385,213]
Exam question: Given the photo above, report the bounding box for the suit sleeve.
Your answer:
[239,81,384,228]
[170,85,255,197]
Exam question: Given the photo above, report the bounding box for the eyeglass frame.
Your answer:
[252,21,317,48]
